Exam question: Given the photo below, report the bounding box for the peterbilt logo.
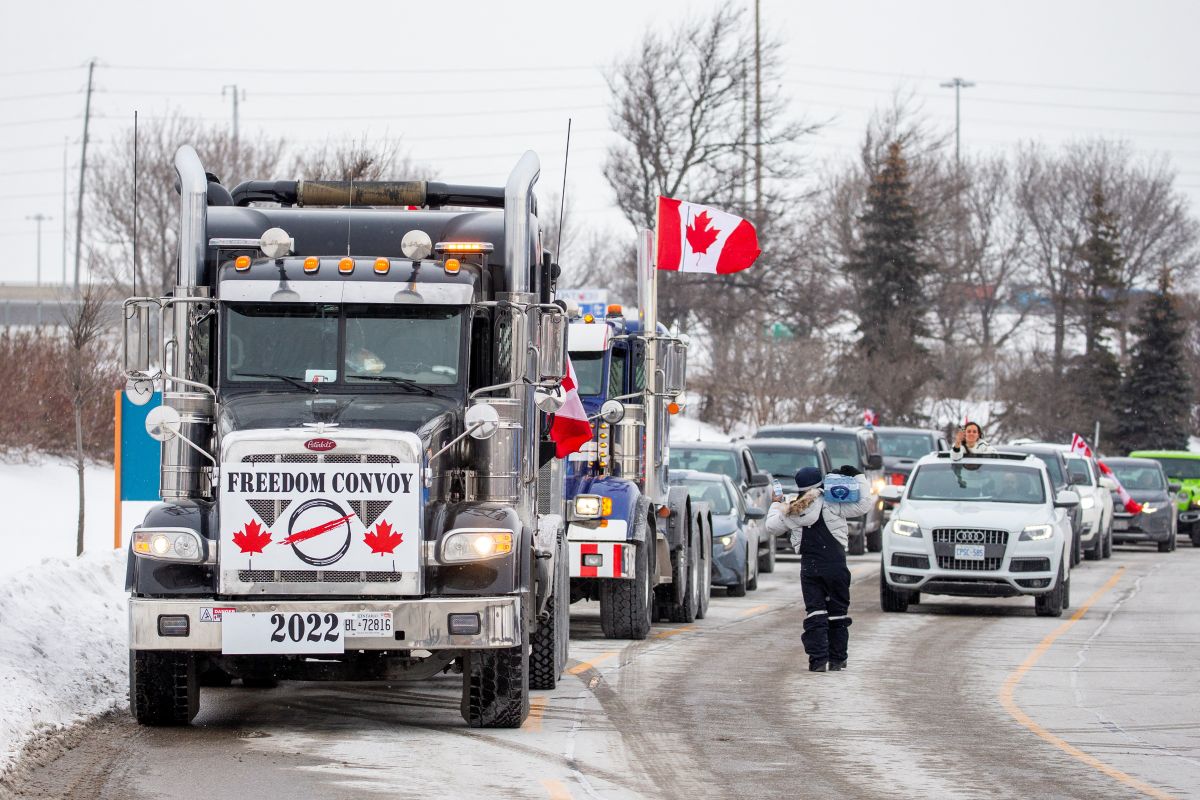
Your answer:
[304,438,337,452]
[956,530,986,543]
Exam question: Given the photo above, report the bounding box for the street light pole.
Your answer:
[27,213,51,286]
[940,76,975,166]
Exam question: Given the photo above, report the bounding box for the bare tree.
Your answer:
[290,135,432,182]
[61,284,114,555]
[88,111,287,296]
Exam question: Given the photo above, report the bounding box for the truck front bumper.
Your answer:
[129,595,521,652]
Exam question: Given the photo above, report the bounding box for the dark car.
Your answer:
[744,437,833,552]
[752,423,885,554]
[1103,457,1180,552]
[874,426,949,486]
[668,469,765,596]
[669,441,775,572]
[999,444,1084,565]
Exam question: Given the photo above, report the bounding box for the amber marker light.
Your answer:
[657,506,673,518]
[667,401,681,415]
[339,257,354,274]
[444,258,461,274]
[374,258,390,274]
[303,257,319,273]
[234,255,251,271]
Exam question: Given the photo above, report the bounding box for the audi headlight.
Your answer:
[718,534,736,551]
[441,529,515,563]
[132,528,208,564]
[891,519,921,537]
[1080,496,1095,510]
[573,494,612,520]
[1019,524,1054,541]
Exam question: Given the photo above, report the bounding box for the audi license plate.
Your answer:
[221,611,393,654]
[954,544,986,560]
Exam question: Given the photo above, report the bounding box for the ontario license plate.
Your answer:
[954,544,986,560]
[343,611,393,638]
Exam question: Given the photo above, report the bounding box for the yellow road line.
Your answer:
[999,567,1174,800]
[566,651,617,675]
[738,603,770,618]
[541,778,573,800]
[651,627,691,639]
[522,696,547,732]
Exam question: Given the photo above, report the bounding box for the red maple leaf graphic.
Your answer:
[363,520,404,555]
[685,211,720,255]
[232,519,272,555]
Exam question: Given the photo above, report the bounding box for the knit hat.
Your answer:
[794,467,823,492]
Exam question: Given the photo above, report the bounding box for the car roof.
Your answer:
[669,441,743,452]
[1102,456,1162,467]
[744,437,822,450]
[756,423,858,434]
[668,468,732,483]
[914,451,1043,469]
[873,426,941,436]
[1001,443,1068,458]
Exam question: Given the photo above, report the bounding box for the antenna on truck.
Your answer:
[556,118,572,258]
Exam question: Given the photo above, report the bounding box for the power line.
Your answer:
[0,115,80,129]
[0,90,83,104]
[98,82,606,99]
[0,65,82,79]
[105,62,601,76]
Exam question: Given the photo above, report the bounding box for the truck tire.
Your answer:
[879,569,909,613]
[696,513,711,620]
[130,650,198,726]
[866,527,882,553]
[461,631,529,728]
[599,538,652,639]
[1034,565,1065,617]
[530,531,570,690]
[848,531,866,556]
[668,523,701,623]
[758,539,776,573]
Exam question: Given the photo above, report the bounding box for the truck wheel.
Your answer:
[848,531,866,556]
[1035,565,1065,618]
[460,631,529,728]
[758,539,776,573]
[879,569,909,613]
[599,539,652,639]
[668,524,701,623]
[530,532,570,690]
[130,650,198,726]
[696,518,711,620]
[866,527,882,553]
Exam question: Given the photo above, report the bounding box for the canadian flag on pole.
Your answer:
[656,196,761,274]
[1071,433,1144,514]
[549,356,593,458]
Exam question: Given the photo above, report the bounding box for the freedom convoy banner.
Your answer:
[219,461,421,574]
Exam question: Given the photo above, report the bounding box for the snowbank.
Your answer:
[669,414,731,442]
[0,548,126,777]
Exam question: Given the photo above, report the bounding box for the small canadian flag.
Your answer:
[656,197,761,274]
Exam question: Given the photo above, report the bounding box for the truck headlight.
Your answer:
[891,519,921,537]
[441,529,515,563]
[1080,496,1095,510]
[1020,524,1054,541]
[573,494,612,519]
[132,528,208,564]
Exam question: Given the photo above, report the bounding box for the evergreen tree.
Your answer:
[1116,273,1192,452]
[844,141,934,424]
[1077,184,1123,356]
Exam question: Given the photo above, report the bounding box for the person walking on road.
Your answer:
[950,421,996,461]
[766,465,872,672]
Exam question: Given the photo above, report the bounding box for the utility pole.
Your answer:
[940,76,975,167]
[222,84,245,167]
[753,0,763,227]
[73,59,97,292]
[27,214,51,286]
[61,136,68,284]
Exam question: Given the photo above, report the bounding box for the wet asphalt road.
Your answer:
[10,546,1200,799]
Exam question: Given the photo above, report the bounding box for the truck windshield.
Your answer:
[225,303,464,387]
[909,463,1046,504]
[571,352,605,396]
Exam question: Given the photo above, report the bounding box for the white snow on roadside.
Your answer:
[0,548,126,777]
[669,414,731,442]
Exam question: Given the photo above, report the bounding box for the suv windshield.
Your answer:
[1149,457,1200,481]
[672,478,734,515]
[815,433,859,468]
[225,303,464,387]
[747,446,819,479]
[670,449,740,481]
[909,463,1046,504]
[1109,463,1166,491]
[876,432,936,460]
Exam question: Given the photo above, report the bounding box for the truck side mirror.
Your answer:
[536,307,567,384]
[599,399,625,424]
[661,339,687,396]
[123,298,162,380]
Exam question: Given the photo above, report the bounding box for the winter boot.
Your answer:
[829,660,847,671]
[809,661,828,672]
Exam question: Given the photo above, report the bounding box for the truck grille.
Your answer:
[932,528,1009,545]
[239,570,406,583]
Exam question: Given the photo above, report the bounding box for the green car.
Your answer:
[1128,450,1200,546]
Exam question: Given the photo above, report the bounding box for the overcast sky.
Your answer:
[2,0,1200,286]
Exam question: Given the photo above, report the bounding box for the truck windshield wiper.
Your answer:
[347,374,438,397]
[233,372,320,393]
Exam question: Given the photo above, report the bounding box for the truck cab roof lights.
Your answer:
[374,258,391,275]
[435,241,495,254]
[583,314,595,323]
[234,255,251,271]
[607,304,623,317]
[338,257,354,274]
[443,258,462,274]
[303,257,319,273]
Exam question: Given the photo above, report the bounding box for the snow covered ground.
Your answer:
[0,460,128,778]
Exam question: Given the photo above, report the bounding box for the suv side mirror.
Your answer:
[1054,489,1080,508]
[748,471,771,488]
[744,506,767,521]
[867,454,883,471]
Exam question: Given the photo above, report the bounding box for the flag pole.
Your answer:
[639,216,663,505]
